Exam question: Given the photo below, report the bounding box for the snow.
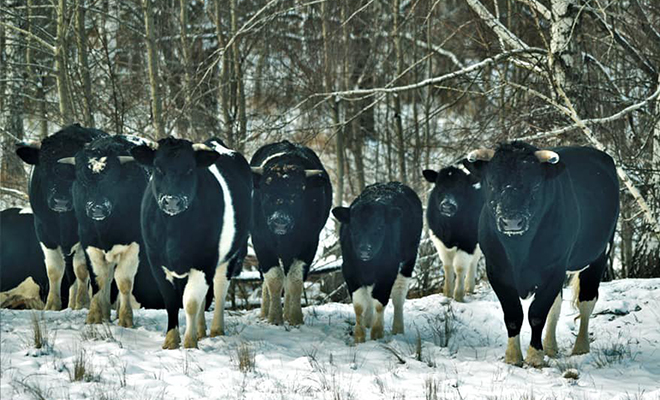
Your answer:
[1,278,659,400]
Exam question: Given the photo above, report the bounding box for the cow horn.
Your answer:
[466,149,495,162]
[305,169,324,178]
[192,143,212,151]
[17,140,41,149]
[251,167,264,175]
[57,157,76,165]
[534,150,560,164]
[118,156,134,164]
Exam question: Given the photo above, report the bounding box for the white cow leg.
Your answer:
[86,247,112,324]
[543,293,562,357]
[352,286,373,343]
[429,232,455,299]
[113,243,140,328]
[183,269,209,348]
[465,246,481,294]
[41,245,65,311]
[211,262,230,337]
[391,274,409,335]
[453,250,473,302]
[72,243,90,310]
[572,299,596,355]
[264,266,284,325]
[260,281,270,319]
[284,260,305,326]
[505,334,523,366]
[371,300,385,340]
[197,298,207,339]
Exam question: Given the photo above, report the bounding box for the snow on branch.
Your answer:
[514,0,551,21]
[465,0,530,50]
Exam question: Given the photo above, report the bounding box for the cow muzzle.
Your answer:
[439,197,458,217]
[267,211,294,235]
[86,199,113,221]
[158,194,189,216]
[356,244,375,261]
[48,196,73,213]
[496,213,530,236]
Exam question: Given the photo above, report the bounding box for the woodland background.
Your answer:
[0,0,659,288]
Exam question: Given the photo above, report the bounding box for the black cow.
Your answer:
[465,142,619,367]
[58,135,163,327]
[332,182,422,343]
[250,140,332,326]
[16,124,107,310]
[423,164,484,302]
[0,207,48,305]
[131,137,252,349]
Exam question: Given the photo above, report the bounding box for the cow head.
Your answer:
[332,203,402,262]
[252,158,325,236]
[465,141,564,237]
[57,137,136,221]
[130,138,219,216]
[423,165,478,218]
[16,125,105,213]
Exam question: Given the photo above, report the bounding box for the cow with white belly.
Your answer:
[16,124,107,310]
[131,137,251,349]
[423,164,484,302]
[332,182,423,343]
[465,142,619,367]
[250,141,332,326]
[58,135,164,327]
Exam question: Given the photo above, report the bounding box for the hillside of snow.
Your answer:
[1,278,659,400]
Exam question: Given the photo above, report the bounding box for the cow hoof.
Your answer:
[391,323,404,335]
[286,310,304,326]
[354,325,366,343]
[370,327,384,340]
[183,335,198,349]
[571,342,590,356]
[525,346,547,368]
[45,296,62,311]
[210,328,224,337]
[268,314,283,326]
[454,294,465,303]
[543,340,558,358]
[162,329,181,350]
[118,316,133,328]
[505,343,523,367]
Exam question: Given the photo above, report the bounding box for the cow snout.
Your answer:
[158,195,189,216]
[356,243,374,261]
[49,196,73,213]
[267,211,294,235]
[86,199,113,221]
[439,196,458,217]
[496,213,529,236]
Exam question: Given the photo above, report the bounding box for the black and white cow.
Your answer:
[465,142,619,367]
[423,164,484,302]
[250,141,332,326]
[16,124,107,310]
[0,207,48,303]
[58,135,163,327]
[332,182,423,343]
[131,137,252,349]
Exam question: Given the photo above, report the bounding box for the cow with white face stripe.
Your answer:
[465,141,619,367]
[250,140,332,326]
[58,135,164,327]
[423,163,484,302]
[131,137,251,349]
[16,124,108,310]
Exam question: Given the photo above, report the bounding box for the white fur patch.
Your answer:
[429,230,480,301]
[182,269,209,343]
[88,157,108,173]
[209,164,236,264]
[207,140,235,156]
[258,152,287,168]
[19,207,33,214]
[211,262,230,335]
[352,285,374,328]
[162,266,189,284]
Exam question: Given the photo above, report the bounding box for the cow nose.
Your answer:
[159,195,188,216]
[162,195,180,208]
[357,244,374,261]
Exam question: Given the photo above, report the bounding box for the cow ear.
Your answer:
[16,146,40,165]
[195,149,220,168]
[332,207,350,223]
[388,207,402,220]
[130,145,155,167]
[544,161,566,180]
[462,159,487,181]
[422,169,438,183]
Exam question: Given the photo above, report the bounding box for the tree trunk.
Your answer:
[142,0,165,139]
[76,0,94,127]
[230,0,247,152]
[214,0,233,146]
[179,0,193,138]
[56,0,73,125]
[392,0,406,184]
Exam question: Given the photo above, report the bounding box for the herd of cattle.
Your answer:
[0,123,619,367]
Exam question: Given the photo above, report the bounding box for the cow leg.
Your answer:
[71,243,90,310]
[351,286,373,343]
[543,293,562,358]
[86,247,113,324]
[260,282,270,320]
[284,259,305,326]
[113,243,140,328]
[182,269,208,348]
[197,298,207,339]
[453,250,473,302]
[41,245,65,310]
[371,300,385,340]
[489,272,524,366]
[264,266,284,325]
[465,246,481,294]
[211,262,230,336]
[430,233,456,299]
[153,268,181,350]
[391,273,409,335]
[572,251,607,355]
[526,273,564,368]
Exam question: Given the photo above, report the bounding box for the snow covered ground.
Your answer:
[1,278,659,400]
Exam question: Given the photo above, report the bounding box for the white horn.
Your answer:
[251,167,264,175]
[466,149,495,162]
[192,143,212,151]
[534,150,560,164]
[305,169,324,177]
[57,157,76,165]
[118,156,134,164]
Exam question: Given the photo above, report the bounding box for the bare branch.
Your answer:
[464,0,530,50]
[514,0,551,20]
